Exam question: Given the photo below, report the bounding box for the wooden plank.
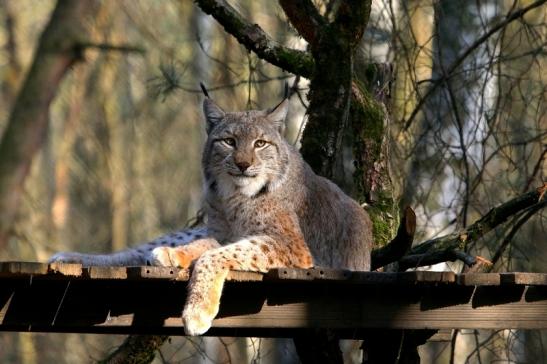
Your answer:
[267,268,324,281]
[457,273,547,286]
[213,285,547,331]
[48,263,83,277]
[126,266,187,280]
[123,267,262,282]
[0,262,48,277]
[266,269,457,284]
[84,266,127,279]
[2,270,547,337]
[227,270,263,282]
[500,272,547,286]
[458,273,501,286]
[399,271,456,284]
[2,262,547,337]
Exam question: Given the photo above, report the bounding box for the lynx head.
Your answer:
[202,98,291,198]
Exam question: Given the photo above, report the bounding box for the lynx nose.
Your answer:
[235,161,251,172]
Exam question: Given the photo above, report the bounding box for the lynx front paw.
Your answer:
[150,247,193,268]
[182,306,214,336]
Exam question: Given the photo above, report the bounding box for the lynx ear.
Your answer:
[203,98,225,133]
[266,98,289,133]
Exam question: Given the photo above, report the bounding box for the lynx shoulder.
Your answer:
[49,94,373,336]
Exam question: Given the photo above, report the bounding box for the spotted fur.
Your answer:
[49,96,373,336]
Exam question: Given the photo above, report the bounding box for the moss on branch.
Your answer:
[350,70,398,247]
[195,0,314,78]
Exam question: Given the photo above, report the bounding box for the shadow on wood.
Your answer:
[2,262,547,337]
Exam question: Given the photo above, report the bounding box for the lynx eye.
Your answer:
[254,139,267,148]
[222,138,236,147]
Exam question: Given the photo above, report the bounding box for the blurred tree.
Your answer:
[0,1,22,105]
[0,0,99,248]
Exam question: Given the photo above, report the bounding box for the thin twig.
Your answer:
[403,0,547,130]
[490,202,546,268]
[76,42,145,54]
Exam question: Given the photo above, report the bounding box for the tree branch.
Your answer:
[369,185,546,270]
[410,184,547,256]
[371,206,415,270]
[489,203,546,268]
[75,42,145,54]
[398,250,487,271]
[279,0,325,44]
[195,0,314,78]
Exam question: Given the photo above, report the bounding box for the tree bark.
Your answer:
[98,335,168,364]
[298,1,371,179]
[0,0,99,248]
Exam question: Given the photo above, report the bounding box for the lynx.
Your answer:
[50,94,373,336]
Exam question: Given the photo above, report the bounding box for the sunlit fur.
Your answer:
[174,98,373,335]
[49,97,373,337]
[203,109,289,198]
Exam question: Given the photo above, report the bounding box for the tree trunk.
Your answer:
[0,0,99,248]
[99,12,134,253]
[392,0,435,209]
[0,0,23,105]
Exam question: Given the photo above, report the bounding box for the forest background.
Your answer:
[0,0,545,363]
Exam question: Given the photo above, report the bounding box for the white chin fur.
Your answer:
[234,175,267,197]
[218,174,268,197]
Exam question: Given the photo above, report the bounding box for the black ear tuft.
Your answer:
[203,99,225,134]
[200,82,210,98]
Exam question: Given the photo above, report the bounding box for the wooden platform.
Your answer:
[1,262,547,338]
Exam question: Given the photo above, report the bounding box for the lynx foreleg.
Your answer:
[182,235,313,336]
[151,238,221,268]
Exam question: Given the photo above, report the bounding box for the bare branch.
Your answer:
[75,42,145,54]
[410,184,547,256]
[398,250,488,271]
[490,203,546,268]
[403,0,547,130]
[195,0,314,78]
